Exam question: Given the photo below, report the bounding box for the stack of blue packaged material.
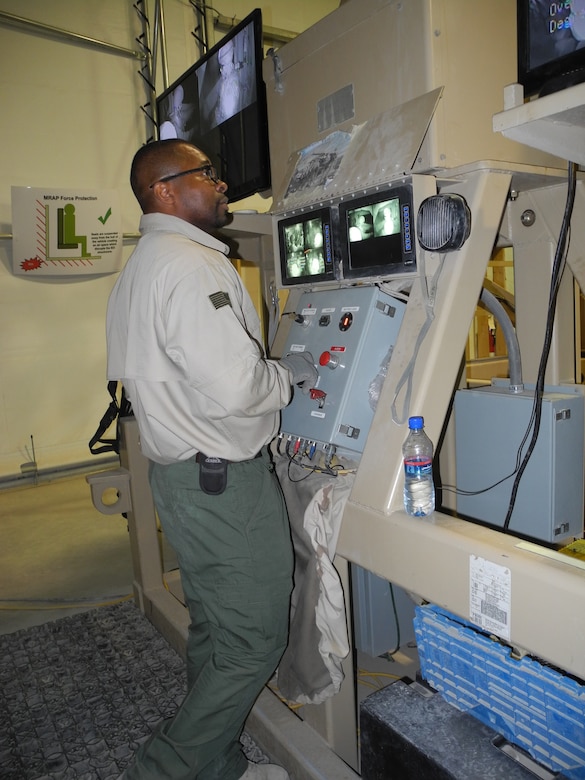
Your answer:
[414,604,585,779]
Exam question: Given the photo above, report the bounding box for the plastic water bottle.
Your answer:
[403,416,435,517]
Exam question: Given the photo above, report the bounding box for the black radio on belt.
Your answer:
[198,455,228,495]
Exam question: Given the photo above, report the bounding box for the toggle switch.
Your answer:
[309,388,327,408]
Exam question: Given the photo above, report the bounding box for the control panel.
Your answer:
[279,285,406,461]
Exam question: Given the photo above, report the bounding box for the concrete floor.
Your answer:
[0,466,418,693]
[0,469,177,636]
[0,466,417,661]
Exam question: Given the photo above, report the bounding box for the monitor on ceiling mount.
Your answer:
[156,8,271,202]
[517,0,585,98]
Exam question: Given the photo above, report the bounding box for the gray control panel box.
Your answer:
[280,285,406,456]
[455,381,585,543]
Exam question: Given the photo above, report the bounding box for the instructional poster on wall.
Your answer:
[11,186,123,276]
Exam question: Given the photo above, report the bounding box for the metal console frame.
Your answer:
[87,164,585,777]
[342,164,585,685]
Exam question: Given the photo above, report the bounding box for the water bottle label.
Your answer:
[404,457,432,477]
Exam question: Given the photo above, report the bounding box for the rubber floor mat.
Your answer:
[0,600,267,779]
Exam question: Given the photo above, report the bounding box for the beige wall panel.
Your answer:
[264,0,563,196]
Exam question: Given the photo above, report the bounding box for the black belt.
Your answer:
[195,451,262,464]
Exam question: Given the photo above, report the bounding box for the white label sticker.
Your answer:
[469,555,511,640]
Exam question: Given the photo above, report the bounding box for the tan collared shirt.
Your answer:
[107,213,291,464]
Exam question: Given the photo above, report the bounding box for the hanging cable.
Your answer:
[503,160,577,531]
[385,582,402,657]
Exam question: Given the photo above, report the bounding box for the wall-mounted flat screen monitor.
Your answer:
[518,0,585,97]
[339,186,416,280]
[278,208,336,287]
[156,9,271,202]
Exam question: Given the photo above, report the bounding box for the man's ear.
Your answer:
[151,180,176,207]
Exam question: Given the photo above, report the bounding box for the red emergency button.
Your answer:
[319,350,339,369]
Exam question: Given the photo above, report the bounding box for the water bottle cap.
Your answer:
[408,416,424,430]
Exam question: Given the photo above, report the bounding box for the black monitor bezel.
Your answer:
[155,9,271,202]
[277,207,337,287]
[517,0,585,98]
[338,186,416,281]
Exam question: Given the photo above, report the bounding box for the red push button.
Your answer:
[319,351,339,369]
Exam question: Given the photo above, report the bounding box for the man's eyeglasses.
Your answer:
[149,164,220,188]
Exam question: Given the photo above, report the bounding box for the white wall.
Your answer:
[0,0,338,478]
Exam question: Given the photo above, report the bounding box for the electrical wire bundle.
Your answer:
[503,161,578,530]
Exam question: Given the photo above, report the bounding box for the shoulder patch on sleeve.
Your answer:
[209,291,232,310]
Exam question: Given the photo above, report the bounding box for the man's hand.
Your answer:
[279,352,318,394]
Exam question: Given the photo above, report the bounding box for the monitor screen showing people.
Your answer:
[283,217,326,279]
[347,197,400,243]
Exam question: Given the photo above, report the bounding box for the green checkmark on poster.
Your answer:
[98,207,112,224]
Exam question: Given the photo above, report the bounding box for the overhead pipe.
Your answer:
[0,9,145,60]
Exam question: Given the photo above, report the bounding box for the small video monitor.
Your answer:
[277,207,336,287]
[339,186,416,280]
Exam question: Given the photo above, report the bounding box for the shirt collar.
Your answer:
[139,212,230,256]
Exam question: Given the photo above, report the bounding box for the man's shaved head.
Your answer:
[129,139,230,232]
[130,139,195,211]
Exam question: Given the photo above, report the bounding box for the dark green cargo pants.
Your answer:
[122,448,293,780]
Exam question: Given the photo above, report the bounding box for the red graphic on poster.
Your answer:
[20,257,45,272]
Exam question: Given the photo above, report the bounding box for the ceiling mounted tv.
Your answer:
[518,0,585,98]
[156,8,271,202]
